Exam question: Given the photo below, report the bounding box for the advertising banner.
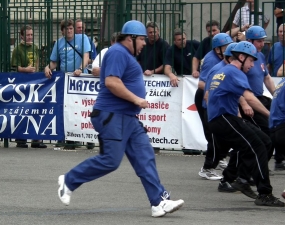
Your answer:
[139,75,183,148]
[1,71,282,150]
[0,71,65,140]
[64,74,99,143]
[182,76,207,150]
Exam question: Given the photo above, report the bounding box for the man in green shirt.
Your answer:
[11,25,47,148]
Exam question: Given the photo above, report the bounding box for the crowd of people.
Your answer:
[8,0,285,218]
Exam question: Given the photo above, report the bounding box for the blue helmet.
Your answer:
[231,41,258,60]
[246,26,267,40]
[121,20,147,36]
[212,33,233,49]
[224,43,238,57]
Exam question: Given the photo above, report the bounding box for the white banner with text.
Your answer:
[63,74,282,150]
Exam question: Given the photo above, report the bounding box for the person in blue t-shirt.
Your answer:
[270,79,285,172]
[44,19,91,149]
[164,28,200,87]
[195,33,233,181]
[267,24,285,77]
[74,19,98,149]
[74,19,97,68]
[207,41,284,207]
[198,43,235,184]
[277,62,285,76]
[204,43,257,197]
[241,26,277,168]
[44,19,91,75]
[56,20,184,218]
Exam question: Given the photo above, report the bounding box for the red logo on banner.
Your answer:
[187,104,197,111]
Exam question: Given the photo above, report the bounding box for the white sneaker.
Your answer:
[198,167,223,181]
[58,175,72,206]
[198,167,208,178]
[152,199,184,217]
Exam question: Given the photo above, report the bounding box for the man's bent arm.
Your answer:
[243,90,269,117]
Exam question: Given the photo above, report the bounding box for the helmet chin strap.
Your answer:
[215,47,224,59]
[225,56,231,64]
[240,55,248,72]
[232,52,248,71]
[236,54,248,71]
[131,35,137,56]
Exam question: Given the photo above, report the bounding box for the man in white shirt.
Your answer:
[91,32,119,76]
[232,0,270,29]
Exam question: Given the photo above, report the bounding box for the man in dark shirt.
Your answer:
[192,20,220,78]
[164,28,200,86]
[137,21,169,75]
[274,0,285,34]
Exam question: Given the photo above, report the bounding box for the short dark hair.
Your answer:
[60,19,74,31]
[116,33,129,42]
[146,21,159,29]
[206,20,220,29]
[173,28,186,38]
[20,25,32,36]
[231,52,243,61]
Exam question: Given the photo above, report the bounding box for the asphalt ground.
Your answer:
[0,143,285,225]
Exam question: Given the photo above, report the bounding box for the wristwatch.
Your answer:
[282,9,284,12]
[78,67,83,71]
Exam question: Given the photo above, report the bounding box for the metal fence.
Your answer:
[1,0,285,149]
[1,0,281,73]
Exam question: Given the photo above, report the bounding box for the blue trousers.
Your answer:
[65,110,166,206]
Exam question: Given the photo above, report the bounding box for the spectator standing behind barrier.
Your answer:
[232,0,270,60]
[226,24,250,42]
[91,32,119,76]
[137,21,169,76]
[274,0,285,34]
[267,24,285,77]
[57,20,184,218]
[44,19,91,149]
[74,19,97,70]
[11,25,47,149]
[192,20,220,78]
[164,28,199,86]
[207,41,284,207]
[75,19,97,149]
[232,0,270,29]
[137,21,169,154]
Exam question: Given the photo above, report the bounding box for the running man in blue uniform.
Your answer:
[57,20,184,217]
[270,79,285,131]
[241,26,277,171]
[204,43,257,198]
[269,78,285,199]
[207,41,284,206]
[196,33,233,180]
[202,43,239,192]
